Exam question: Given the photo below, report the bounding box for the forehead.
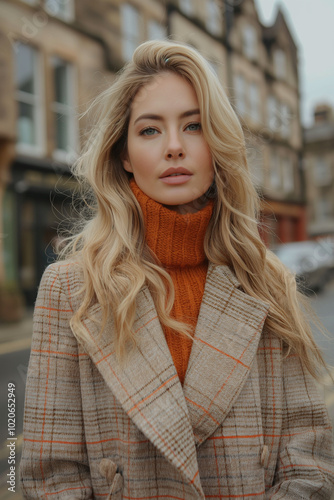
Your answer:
[130,72,199,117]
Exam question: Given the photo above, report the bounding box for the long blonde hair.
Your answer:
[60,40,326,378]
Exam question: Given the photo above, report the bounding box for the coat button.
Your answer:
[99,458,118,482]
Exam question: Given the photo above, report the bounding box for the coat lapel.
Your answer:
[71,283,204,498]
[183,263,270,446]
[70,262,269,494]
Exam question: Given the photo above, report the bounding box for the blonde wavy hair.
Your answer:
[60,39,326,378]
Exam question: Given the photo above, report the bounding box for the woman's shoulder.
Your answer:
[39,259,85,300]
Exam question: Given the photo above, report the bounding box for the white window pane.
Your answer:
[317,197,332,220]
[270,153,281,189]
[121,3,140,60]
[15,42,42,150]
[274,49,286,79]
[314,157,332,186]
[249,83,259,122]
[282,158,294,193]
[235,75,246,115]
[45,0,74,21]
[243,25,256,59]
[280,103,290,137]
[52,57,76,154]
[206,0,222,35]
[148,20,166,40]
[267,95,279,131]
[54,112,69,151]
[18,102,36,145]
[180,0,193,16]
[15,43,35,94]
[53,57,69,104]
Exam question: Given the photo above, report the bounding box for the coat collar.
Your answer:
[71,262,269,496]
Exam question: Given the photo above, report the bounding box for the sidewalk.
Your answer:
[0,310,33,355]
[0,310,33,343]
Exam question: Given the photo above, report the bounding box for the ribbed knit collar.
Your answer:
[130,178,214,268]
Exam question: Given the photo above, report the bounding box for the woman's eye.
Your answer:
[140,127,158,136]
[186,122,201,132]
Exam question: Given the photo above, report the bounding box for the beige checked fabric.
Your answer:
[20,261,334,499]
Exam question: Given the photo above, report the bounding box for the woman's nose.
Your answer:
[165,133,185,160]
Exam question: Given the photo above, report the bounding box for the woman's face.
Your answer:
[123,71,214,213]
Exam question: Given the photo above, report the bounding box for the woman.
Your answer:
[20,40,334,499]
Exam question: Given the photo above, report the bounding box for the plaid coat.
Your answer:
[20,261,334,499]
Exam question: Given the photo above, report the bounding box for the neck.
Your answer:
[129,178,214,268]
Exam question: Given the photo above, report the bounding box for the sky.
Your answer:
[255,0,334,126]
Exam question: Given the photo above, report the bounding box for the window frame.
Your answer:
[179,0,194,16]
[243,24,257,60]
[314,156,332,187]
[281,157,294,194]
[234,74,247,117]
[44,0,75,22]
[270,151,281,190]
[15,41,45,157]
[121,3,141,61]
[249,82,260,123]
[51,56,78,163]
[274,48,286,79]
[206,0,222,36]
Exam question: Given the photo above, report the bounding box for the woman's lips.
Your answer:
[159,174,192,185]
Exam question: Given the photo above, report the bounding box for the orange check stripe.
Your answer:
[24,436,149,445]
[35,306,73,313]
[196,337,249,368]
[45,486,91,496]
[32,349,88,358]
[185,396,220,425]
[205,492,265,498]
[128,374,178,414]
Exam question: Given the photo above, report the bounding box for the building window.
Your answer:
[247,145,264,187]
[274,49,286,79]
[51,57,77,160]
[249,82,260,123]
[280,103,291,138]
[179,0,194,16]
[267,95,279,131]
[15,41,44,154]
[121,3,141,61]
[282,157,294,193]
[206,0,222,36]
[270,152,281,190]
[234,75,246,116]
[317,196,332,220]
[148,20,166,40]
[243,25,257,60]
[314,157,332,186]
[45,0,75,22]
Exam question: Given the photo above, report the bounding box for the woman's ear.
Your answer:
[121,151,133,173]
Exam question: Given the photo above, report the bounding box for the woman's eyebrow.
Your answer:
[133,108,200,125]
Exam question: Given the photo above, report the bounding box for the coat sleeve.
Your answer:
[20,263,93,499]
[266,352,334,499]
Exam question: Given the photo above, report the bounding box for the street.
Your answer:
[0,282,333,498]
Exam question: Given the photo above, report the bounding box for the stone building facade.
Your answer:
[304,104,334,238]
[0,0,305,318]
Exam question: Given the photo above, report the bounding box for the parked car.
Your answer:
[273,239,334,294]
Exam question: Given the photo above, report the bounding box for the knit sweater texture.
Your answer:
[129,178,214,384]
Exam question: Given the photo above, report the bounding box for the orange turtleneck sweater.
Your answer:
[130,178,214,385]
